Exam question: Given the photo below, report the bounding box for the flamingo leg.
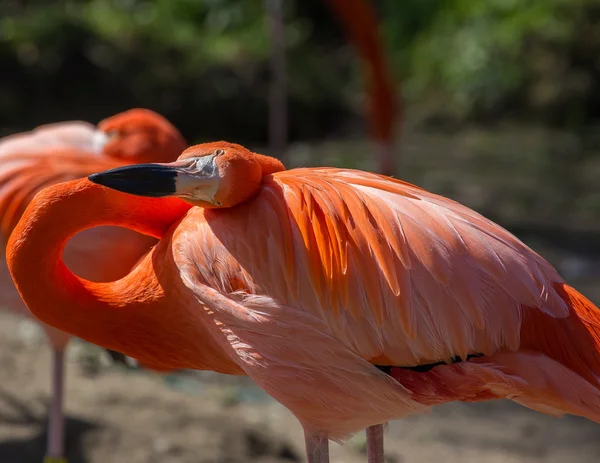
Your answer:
[366,424,385,463]
[304,431,329,463]
[45,348,67,463]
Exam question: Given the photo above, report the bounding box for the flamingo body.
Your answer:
[7,143,600,453]
[0,121,107,157]
[152,167,600,439]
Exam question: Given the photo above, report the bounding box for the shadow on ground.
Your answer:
[0,389,97,463]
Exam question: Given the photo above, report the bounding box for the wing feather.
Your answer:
[178,167,569,366]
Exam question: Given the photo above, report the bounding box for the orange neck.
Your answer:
[7,179,243,374]
[325,0,398,143]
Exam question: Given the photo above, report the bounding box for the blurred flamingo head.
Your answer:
[98,108,187,164]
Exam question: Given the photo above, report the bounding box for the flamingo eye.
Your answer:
[213,149,225,156]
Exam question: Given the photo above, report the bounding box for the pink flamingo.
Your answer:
[0,108,186,462]
[9,142,600,463]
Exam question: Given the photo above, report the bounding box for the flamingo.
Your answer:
[324,0,398,176]
[9,141,600,463]
[0,108,186,463]
[266,0,398,175]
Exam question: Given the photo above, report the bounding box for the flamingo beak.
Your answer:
[88,163,179,197]
[88,156,221,204]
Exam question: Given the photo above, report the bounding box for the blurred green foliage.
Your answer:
[386,0,598,123]
[1,0,600,142]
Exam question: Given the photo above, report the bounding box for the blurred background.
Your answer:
[2,0,600,462]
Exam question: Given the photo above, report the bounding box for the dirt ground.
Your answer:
[2,312,600,463]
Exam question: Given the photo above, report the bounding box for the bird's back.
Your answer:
[0,121,103,157]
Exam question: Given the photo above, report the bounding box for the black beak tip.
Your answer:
[88,172,102,184]
[87,164,178,197]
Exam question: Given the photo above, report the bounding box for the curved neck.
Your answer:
[7,178,192,356]
[326,0,398,143]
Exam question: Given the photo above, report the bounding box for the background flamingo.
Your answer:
[266,0,398,175]
[324,0,398,176]
[0,108,186,462]
[8,141,600,463]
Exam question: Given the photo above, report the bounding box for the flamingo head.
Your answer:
[97,108,187,164]
[88,141,285,208]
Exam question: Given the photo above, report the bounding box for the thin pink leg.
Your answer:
[366,424,385,463]
[304,431,329,463]
[46,348,66,463]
